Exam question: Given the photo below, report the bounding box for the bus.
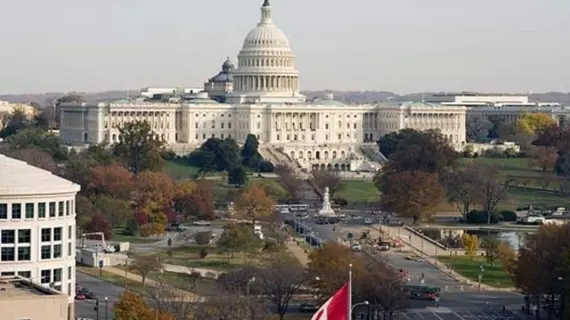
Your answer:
[403,285,440,300]
[288,204,310,212]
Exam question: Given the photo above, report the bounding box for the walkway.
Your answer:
[286,239,310,266]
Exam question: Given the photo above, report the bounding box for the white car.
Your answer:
[351,244,362,252]
[192,220,212,226]
[364,218,374,225]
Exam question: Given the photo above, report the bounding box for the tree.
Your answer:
[176,181,215,220]
[86,164,133,199]
[234,184,275,224]
[228,165,248,187]
[113,290,154,320]
[0,109,32,138]
[482,237,500,266]
[254,180,288,201]
[132,254,162,291]
[194,287,268,320]
[241,134,263,169]
[147,284,197,320]
[113,120,165,174]
[376,170,445,224]
[311,170,343,198]
[7,148,58,173]
[307,243,364,300]
[556,151,570,177]
[487,115,509,139]
[443,164,483,219]
[6,127,68,160]
[217,224,260,260]
[466,117,492,142]
[529,146,558,172]
[516,112,556,136]
[133,171,174,208]
[188,137,240,172]
[476,165,513,224]
[274,165,302,201]
[497,241,516,277]
[88,213,111,240]
[76,195,97,230]
[173,181,196,212]
[461,234,480,259]
[92,195,132,228]
[257,254,307,320]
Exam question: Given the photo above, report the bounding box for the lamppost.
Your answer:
[478,264,484,290]
[351,301,369,319]
[559,277,566,319]
[104,296,108,320]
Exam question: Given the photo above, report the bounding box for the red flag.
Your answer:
[311,283,349,320]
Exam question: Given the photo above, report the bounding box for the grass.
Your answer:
[77,265,145,293]
[437,255,513,288]
[162,160,201,179]
[111,229,158,244]
[336,180,380,203]
[153,244,270,272]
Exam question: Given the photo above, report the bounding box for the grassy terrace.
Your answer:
[437,255,513,288]
[77,265,145,293]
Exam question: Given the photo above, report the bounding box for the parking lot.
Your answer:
[395,308,522,320]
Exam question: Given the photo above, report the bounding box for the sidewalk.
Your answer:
[286,239,310,266]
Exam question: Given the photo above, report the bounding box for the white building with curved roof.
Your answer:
[0,154,80,318]
[58,0,467,172]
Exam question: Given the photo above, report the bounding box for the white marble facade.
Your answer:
[58,1,467,171]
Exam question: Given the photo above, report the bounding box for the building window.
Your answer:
[18,230,31,243]
[41,228,51,242]
[1,230,15,244]
[54,227,62,241]
[68,226,72,239]
[53,244,62,258]
[1,272,15,276]
[58,202,64,217]
[68,266,72,280]
[228,122,232,129]
[195,123,198,129]
[18,271,31,278]
[18,247,30,261]
[49,202,56,217]
[38,203,46,218]
[325,124,329,129]
[1,247,15,261]
[41,270,51,283]
[0,203,6,219]
[54,268,62,282]
[12,203,21,219]
[25,203,34,219]
[66,201,70,216]
[41,245,51,259]
[68,242,72,256]
[221,123,224,129]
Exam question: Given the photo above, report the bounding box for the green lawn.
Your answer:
[77,266,145,293]
[437,255,513,288]
[162,160,201,179]
[336,180,380,203]
[111,229,158,244]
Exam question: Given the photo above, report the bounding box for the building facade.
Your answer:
[0,155,80,317]
[59,0,467,171]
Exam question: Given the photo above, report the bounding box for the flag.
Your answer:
[311,283,349,320]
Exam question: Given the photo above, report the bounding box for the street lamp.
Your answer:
[478,264,484,290]
[351,301,369,318]
[104,296,108,320]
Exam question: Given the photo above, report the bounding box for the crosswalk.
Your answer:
[397,308,520,320]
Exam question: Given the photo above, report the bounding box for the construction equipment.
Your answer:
[80,232,115,253]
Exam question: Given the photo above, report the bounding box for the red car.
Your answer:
[75,294,86,300]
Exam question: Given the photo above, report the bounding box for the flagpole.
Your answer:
[348,263,353,320]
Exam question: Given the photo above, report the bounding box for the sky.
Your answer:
[0,0,568,94]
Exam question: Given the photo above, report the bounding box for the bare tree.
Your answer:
[132,254,162,291]
[257,254,307,320]
[274,165,302,200]
[443,164,483,218]
[147,283,199,320]
[8,148,58,173]
[311,170,343,198]
[194,287,268,320]
[476,165,513,224]
[466,117,492,142]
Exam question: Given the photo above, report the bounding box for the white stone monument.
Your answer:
[318,187,337,217]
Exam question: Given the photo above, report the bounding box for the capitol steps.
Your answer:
[359,144,388,167]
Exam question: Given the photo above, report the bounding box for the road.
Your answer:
[75,273,125,319]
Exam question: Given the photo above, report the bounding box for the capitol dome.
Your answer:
[228,0,305,104]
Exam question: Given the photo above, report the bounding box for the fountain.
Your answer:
[318,187,337,217]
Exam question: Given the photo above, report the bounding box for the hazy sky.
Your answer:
[1,0,568,94]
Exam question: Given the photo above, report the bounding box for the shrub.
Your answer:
[195,231,212,245]
[199,247,208,259]
[465,210,501,224]
[499,210,517,222]
[333,198,348,207]
[262,238,279,252]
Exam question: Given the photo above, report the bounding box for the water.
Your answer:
[417,228,530,251]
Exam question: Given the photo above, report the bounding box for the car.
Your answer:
[192,220,212,226]
[351,244,362,252]
[166,223,188,232]
[379,243,390,251]
[364,218,374,225]
[75,293,86,300]
[299,303,319,313]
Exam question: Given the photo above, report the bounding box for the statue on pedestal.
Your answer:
[318,187,336,217]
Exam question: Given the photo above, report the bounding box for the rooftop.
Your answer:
[0,154,80,196]
[0,277,63,300]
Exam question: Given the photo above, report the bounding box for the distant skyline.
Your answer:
[1,0,568,94]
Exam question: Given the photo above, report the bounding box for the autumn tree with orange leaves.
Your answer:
[86,164,133,200]
[234,184,275,224]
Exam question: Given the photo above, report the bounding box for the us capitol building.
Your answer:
[59,0,467,172]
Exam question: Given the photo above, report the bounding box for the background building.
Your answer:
[0,154,80,317]
[0,276,69,320]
